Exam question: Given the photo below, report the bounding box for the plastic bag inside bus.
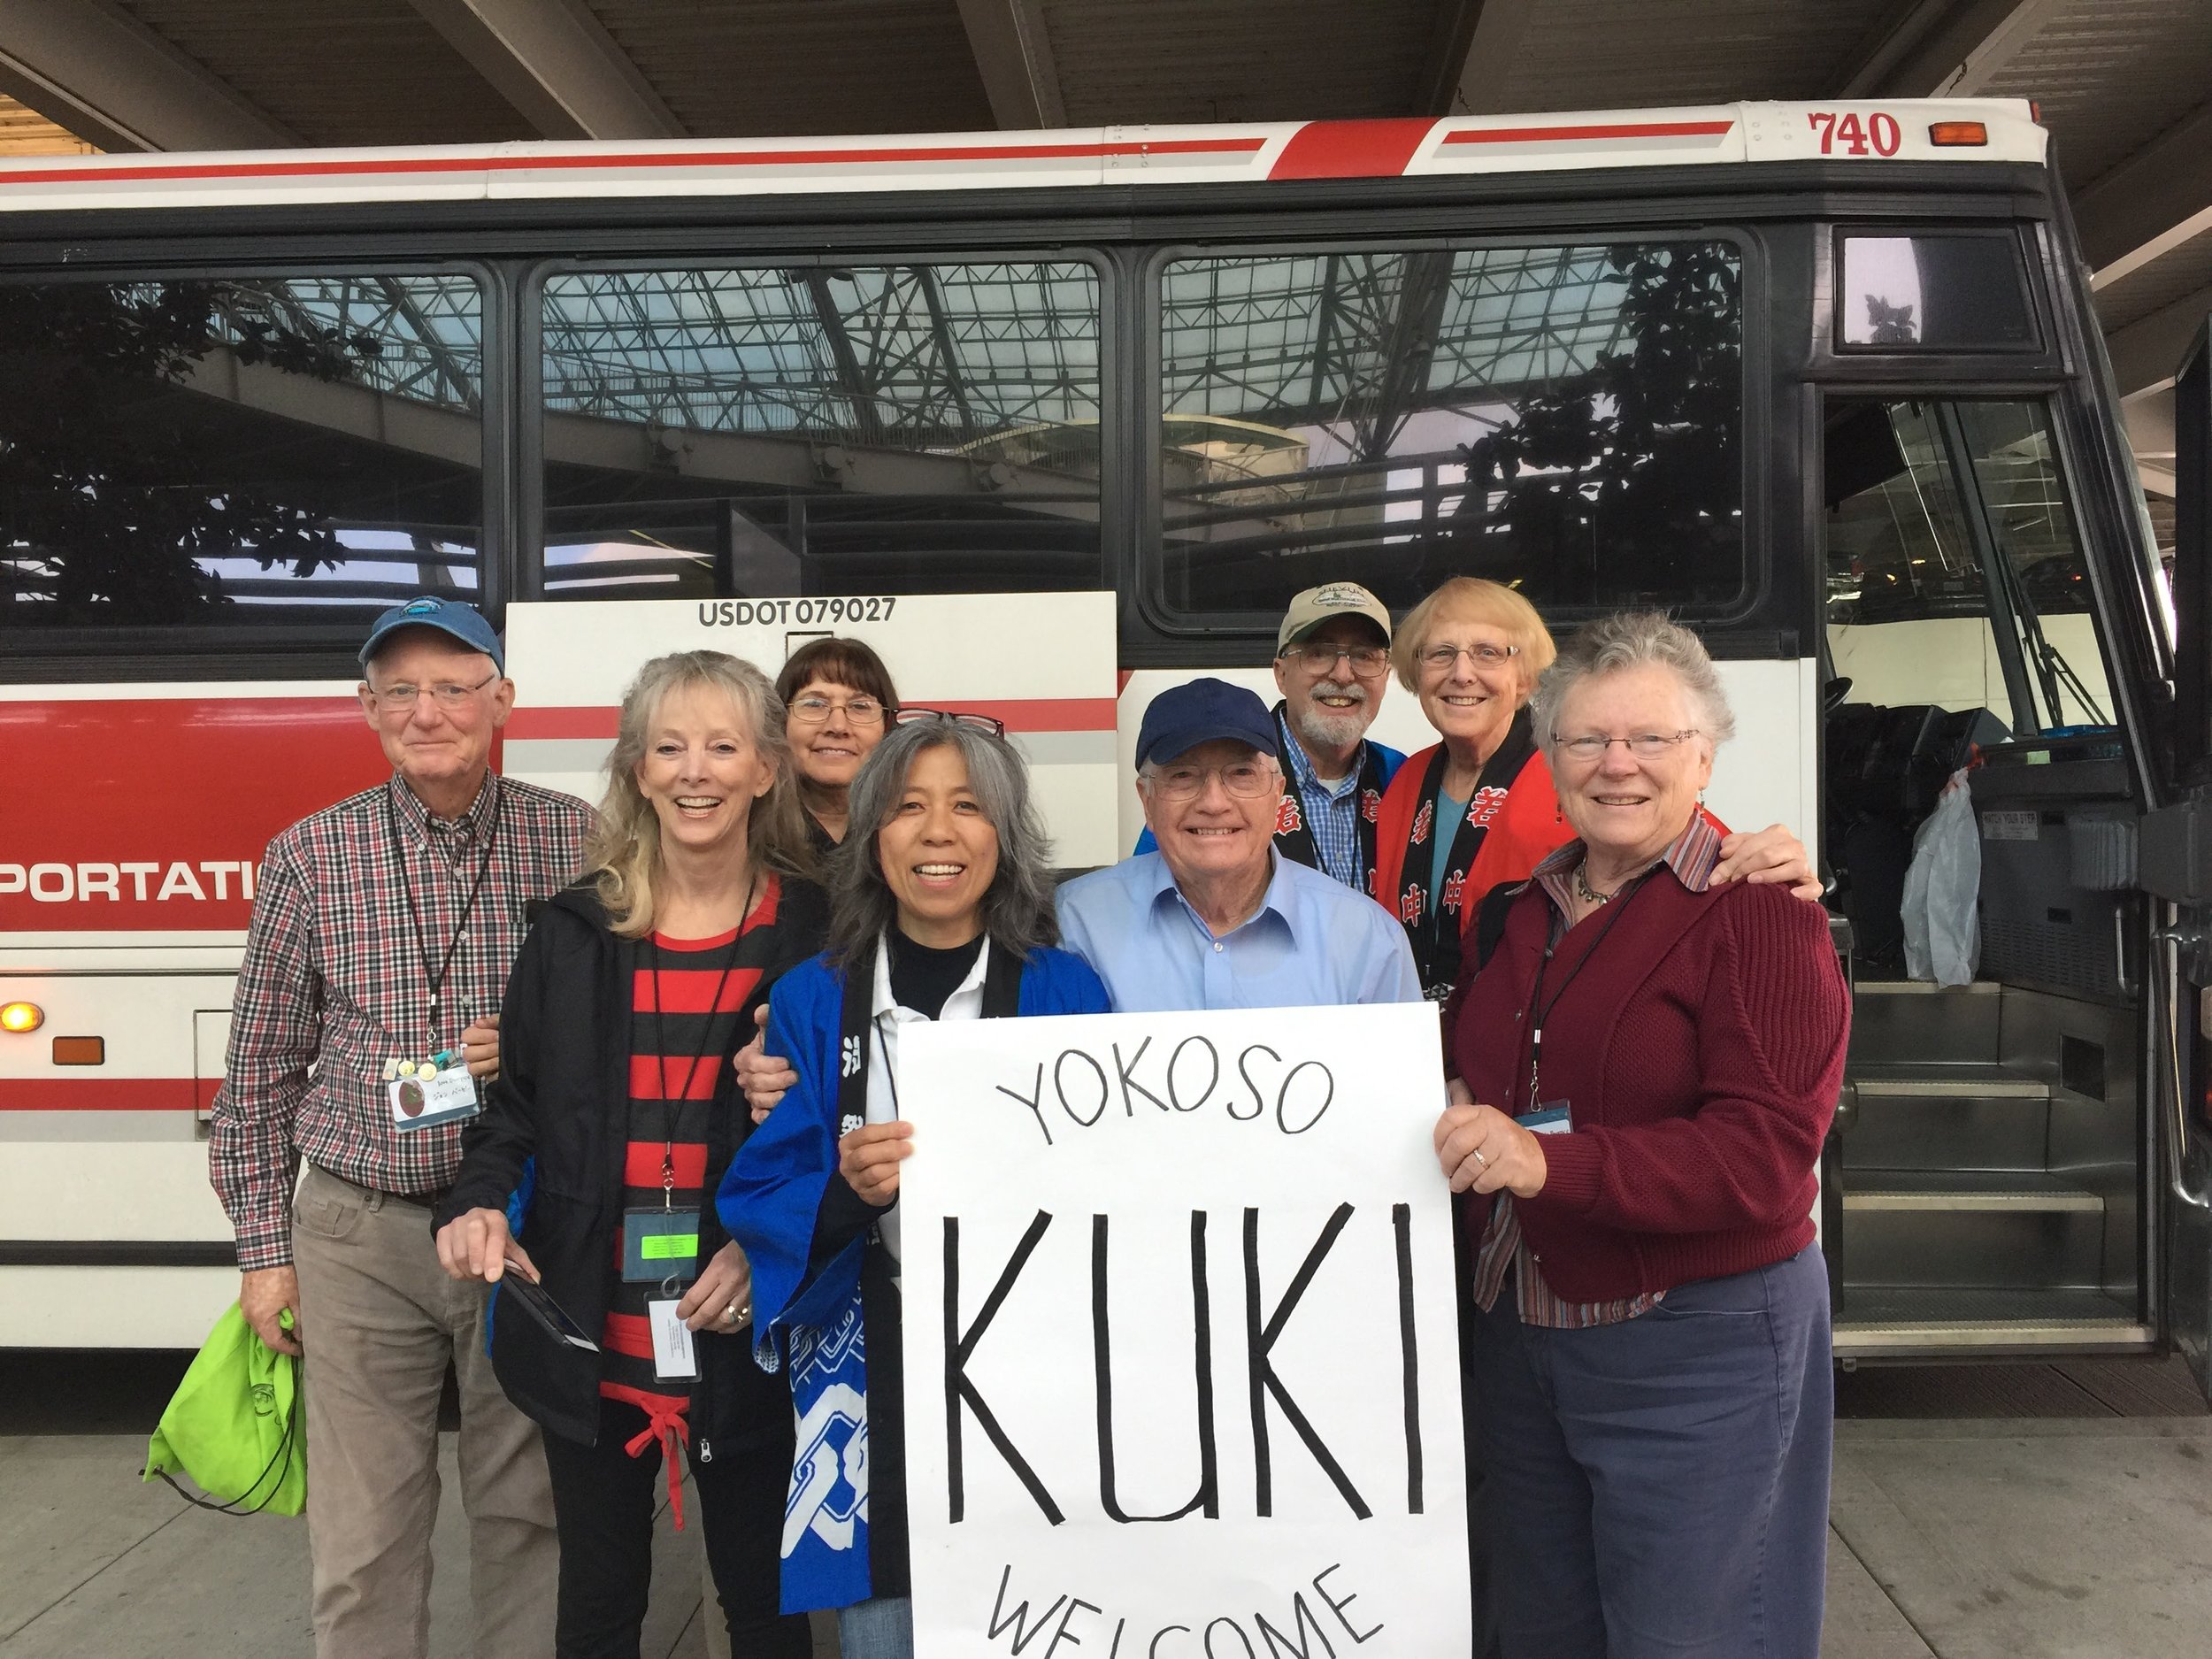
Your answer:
[1901,766,1981,987]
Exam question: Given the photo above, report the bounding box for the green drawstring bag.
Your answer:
[142,1305,306,1516]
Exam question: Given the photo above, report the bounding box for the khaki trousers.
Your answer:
[291,1164,558,1659]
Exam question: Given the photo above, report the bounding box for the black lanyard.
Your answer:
[1520,867,1649,1113]
[643,884,757,1206]
[384,780,503,1051]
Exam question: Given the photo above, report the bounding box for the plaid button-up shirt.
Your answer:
[209,771,593,1271]
[1470,815,1724,1328]
[1275,707,1368,890]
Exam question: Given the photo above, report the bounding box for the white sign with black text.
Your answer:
[898,1001,1470,1658]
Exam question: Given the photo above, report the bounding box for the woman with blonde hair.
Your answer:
[1372,578,1816,997]
[434,649,826,1659]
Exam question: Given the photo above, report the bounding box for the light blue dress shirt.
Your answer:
[1055,849,1424,1011]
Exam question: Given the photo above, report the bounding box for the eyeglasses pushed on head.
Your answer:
[892,707,1007,737]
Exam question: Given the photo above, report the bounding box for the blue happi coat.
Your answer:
[716,942,1109,1613]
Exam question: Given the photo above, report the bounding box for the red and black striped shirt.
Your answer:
[600,876,785,1409]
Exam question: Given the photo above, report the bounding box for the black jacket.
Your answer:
[434,876,829,1452]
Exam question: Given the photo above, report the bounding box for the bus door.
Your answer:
[1821,390,2154,1360]
[2143,320,2212,1398]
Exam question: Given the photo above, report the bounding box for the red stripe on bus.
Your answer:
[0,1079,195,1110]
[1440,119,1734,146]
[1268,119,1439,180]
[0,136,1269,190]
[508,696,1117,741]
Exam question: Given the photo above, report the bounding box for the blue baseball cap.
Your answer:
[1136,678,1278,769]
[358,595,503,673]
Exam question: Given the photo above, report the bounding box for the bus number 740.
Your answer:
[1809,110,1902,157]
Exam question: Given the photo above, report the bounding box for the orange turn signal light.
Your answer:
[1,1001,42,1033]
[1929,121,1988,147]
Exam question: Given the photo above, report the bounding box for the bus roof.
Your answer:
[0,99,2042,213]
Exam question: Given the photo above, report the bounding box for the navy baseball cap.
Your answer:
[1136,678,1277,769]
[358,595,504,673]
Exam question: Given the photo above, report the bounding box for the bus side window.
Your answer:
[1148,240,1747,625]
[0,273,486,636]
[535,262,1105,603]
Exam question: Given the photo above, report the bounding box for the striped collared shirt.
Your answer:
[1469,814,1724,1328]
[209,772,593,1271]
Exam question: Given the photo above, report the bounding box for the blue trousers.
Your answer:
[1468,1246,1832,1659]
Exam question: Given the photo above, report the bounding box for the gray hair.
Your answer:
[824,718,1061,966]
[1528,611,1737,756]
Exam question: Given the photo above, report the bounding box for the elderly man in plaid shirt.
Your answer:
[210,596,593,1659]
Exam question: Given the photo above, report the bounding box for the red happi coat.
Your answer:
[1370,741,1570,942]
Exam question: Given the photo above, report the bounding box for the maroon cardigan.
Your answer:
[1446,871,1849,1303]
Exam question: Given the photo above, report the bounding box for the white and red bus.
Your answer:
[5,101,2212,1390]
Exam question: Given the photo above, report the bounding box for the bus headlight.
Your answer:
[1,1001,43,1033]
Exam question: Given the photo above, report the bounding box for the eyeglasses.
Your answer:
[788,693,887,727]
[1419,642,1519,672]
[1279,641,1390,679]
[893,707,1007,737]
[366,671,499,712]
[1553,730,1702,761]
[1141,759,1279,801]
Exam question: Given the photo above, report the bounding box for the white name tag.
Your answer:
[387,1066,481,1133]
[647,1298,698,1382]
[1523,1103,1572,1135]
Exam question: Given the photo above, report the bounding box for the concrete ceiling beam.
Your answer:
[0,0,295,152]
[1424,0,1539,118]
[955,0,1065,131]
[1834,0,2060,99]
[405,0,682,142]
[2105,280,2212,401]
[1416,0,1540,118]
[2075,102,2212,288]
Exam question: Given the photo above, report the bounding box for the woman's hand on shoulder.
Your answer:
[1710,823,1824,901]
[1433,1100,1548,1199]
[839,1121,913,1205]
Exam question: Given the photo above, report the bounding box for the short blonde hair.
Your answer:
[587,650,811,937]
[1390,577,1556,698]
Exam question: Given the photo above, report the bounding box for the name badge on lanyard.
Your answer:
[622,1207,703,1282]
[385,1061,481,1131]
[1522,1102,1572,1135]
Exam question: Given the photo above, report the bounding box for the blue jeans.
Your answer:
[1469,1247,1832,1659]
[838,1594,913,1659]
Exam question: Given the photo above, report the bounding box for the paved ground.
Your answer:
[3,1351,2206,1656]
